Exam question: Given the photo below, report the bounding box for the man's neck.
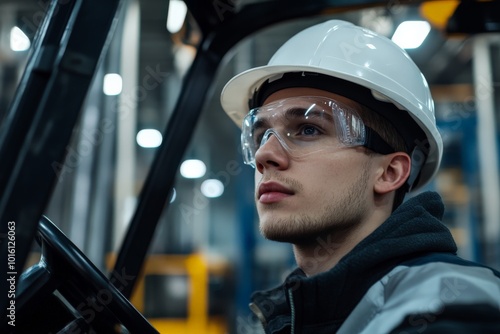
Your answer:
[293,209,390,276]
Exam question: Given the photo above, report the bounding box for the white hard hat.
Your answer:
[221,19,442,190]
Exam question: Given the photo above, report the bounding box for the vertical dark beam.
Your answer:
[0,0,75,193]
[460,117,482,263]
[0,0,74,319]
[112,44,221,298]
[236,166,257,323]
[0,0,123,326]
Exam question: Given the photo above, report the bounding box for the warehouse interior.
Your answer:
[1,0,499,333]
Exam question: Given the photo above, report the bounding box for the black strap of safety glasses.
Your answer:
[364,126,395,155]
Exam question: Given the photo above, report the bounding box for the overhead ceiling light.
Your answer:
[180,159,206,179]
[10,26,30,51]
[201,179,224,198]
[166,0,188,34]
[392,21,431,49]
[136,129,162,148]
[103,73,123,95]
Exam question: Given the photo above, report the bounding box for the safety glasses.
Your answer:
[241,96,394,167]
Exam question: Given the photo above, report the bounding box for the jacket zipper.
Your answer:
[288,288,295,334]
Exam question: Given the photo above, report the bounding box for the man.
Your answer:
[221,20,500,333]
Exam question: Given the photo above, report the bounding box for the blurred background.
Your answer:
[1,0,499,333]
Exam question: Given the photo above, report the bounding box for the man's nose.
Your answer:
[255,130,290,173]
[259,128,277,148]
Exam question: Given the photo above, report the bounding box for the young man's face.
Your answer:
[253,87,378,244]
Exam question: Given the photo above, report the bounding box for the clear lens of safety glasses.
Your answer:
[241,96,368,167]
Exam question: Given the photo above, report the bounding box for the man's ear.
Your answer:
[374,152,411,195]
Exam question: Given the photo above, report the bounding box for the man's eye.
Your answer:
[299,125,321,136]
[252,130,265,147]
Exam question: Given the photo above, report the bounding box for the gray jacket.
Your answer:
[250,192,500,333]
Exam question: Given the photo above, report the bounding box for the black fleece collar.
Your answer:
[250,191,457,333]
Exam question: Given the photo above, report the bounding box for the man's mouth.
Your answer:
[257,181,294,203]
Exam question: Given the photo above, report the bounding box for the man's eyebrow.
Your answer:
[284,106,334,122]
[252,105,334,131]
[252,118,269,132]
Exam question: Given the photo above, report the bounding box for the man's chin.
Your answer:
[260,224,320,244]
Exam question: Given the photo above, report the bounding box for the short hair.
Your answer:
[356,105,409,210]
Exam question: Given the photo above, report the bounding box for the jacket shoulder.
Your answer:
[338,253,500,334]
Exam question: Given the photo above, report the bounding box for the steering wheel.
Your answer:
[16,216,159,334]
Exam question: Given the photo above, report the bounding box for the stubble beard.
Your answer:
[259,168,370,244]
